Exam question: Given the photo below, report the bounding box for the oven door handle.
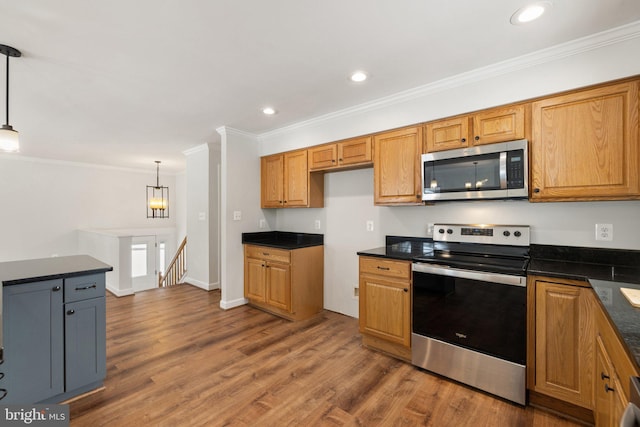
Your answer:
[412,263,526,287]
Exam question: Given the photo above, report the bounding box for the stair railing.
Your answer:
[159,236,187,287]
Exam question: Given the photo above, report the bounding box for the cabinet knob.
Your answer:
[461,138,466,143]
[332,159,336,163]
[533,188,540,193]
[283,200,287,204]
[403,288,409,293]
[605,384,615,393]
[338,158,343,162]
[67,309,75,315]
[52,286,61,292]
[416,194,421,199]
[475,136,480,141]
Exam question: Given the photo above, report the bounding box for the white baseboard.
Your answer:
[106,285,134,297]
[220,297,248,310]
[183,276,220,291]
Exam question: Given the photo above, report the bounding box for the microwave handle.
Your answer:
[500,152,507,189]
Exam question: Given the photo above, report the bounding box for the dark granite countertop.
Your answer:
[529,244,640,370]
[0,255,113,286]
[590,279,640,367]
[357,236,433,261]
[242,231,323,249]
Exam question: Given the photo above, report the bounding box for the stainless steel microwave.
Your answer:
[421,139,528,201]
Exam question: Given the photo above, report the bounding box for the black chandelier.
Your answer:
[147,161,169,218]
[0,44,21,153]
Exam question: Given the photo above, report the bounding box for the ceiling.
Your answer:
[1,1,640,172]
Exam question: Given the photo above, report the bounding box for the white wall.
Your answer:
[183,144,220,290]
[253,27,640,318]
[218,127,275,309]
[0,155,176,263]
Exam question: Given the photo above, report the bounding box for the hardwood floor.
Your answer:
[69,285,582,426]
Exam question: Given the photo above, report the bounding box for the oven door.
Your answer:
[412,263,526,365]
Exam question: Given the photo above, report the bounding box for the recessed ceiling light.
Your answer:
[350,71,368,83]
[262,107,276,115]
[510,1,552,25]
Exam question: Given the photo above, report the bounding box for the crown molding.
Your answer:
[216,126,259,140]
[258,20,640,141]
[182,143,208,156]
[0,152,180,175]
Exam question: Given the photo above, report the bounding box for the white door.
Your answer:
[131,236,157,292]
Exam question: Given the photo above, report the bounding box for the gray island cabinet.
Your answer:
[0,255,112,404]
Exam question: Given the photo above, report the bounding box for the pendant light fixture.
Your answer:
[0,44,21,153]
[147,161,169,218]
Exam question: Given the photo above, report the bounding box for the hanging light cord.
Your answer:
[4,52,8,126]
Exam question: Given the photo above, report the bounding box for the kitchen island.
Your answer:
[0,255,112,404]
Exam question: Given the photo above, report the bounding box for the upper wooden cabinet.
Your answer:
[373,126,423,205]
[531,80,640,201]
[308,136,372,171]
[424,105,526,152]
[261,150,324,208]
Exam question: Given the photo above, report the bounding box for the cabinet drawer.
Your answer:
[245,245,291,264]
[360,257,410,280]
[64,273,105,303]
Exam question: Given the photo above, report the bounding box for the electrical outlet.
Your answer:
[314,220,321,230]
[366,220,374,232]
[595,223,613,241]
[233,211,242,221]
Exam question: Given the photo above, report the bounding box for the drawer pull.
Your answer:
[377,266,390,271]
[52,286,61,292]
[262,253,270,256]
[67,309,75,315]
[0,372,4,380]
[0,389,6,400]
[601,372,610,380]
[75,284,97,291]
[605,384,615,393]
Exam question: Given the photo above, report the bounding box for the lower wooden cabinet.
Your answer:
[358,256,411,361]
[244,244,323,321]
[593,297,640,426]
[528,275,596,411]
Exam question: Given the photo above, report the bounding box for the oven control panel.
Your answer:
[433,224,530,246]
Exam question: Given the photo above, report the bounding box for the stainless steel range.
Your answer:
[411,223,530,405]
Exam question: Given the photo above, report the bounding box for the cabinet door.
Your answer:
[373,126,423,205]
[283,150,309,207]
[261,154,284,208]
[2,280,64,404]
[245,257,267,302]
[595,336,613,427]
[266,262,291,312]
[534,280,595,408]
[338,136,372,167]
[359,275,410,347]
[472,105,525,145]
[424,117,469,152]
[531,81,640,200]
[65,297,106,391]
[308,144,337,170]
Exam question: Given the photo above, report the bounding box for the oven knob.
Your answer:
[447,229,453,234]
[514,231,522,237]
[438,228,445,234]
[503,231,511,237]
